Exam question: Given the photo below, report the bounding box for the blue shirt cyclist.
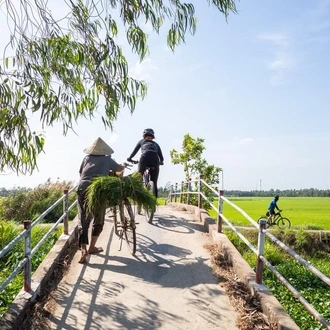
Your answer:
[268,195,281,218]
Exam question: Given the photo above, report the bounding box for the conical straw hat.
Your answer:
[83,137,114,155]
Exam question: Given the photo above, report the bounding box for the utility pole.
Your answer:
[260,179,262,191]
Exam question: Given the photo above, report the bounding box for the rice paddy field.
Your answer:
[160,195,330,329]
[202,197,330,230]
[158,195,330,231]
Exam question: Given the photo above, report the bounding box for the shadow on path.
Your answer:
[49,210,232,330]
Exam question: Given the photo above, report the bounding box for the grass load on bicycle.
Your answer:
[85,170,157,255]
[85,171,156,214]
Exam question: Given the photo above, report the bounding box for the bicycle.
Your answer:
[109,163,137,255]
[257,210,291,229]
[128,159,157,223]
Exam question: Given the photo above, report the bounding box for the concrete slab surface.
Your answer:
[48,206,239,330]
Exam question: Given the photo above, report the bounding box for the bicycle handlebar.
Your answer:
[127,158,139,165]
[127,158,164,166]
[122,162,133,169]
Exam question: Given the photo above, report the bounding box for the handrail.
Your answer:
[167,175,330,329]
[260,255,330,328]
[0,186,78,294]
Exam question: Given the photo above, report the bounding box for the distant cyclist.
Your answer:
[268,195,282,222]
[127,128,164,198]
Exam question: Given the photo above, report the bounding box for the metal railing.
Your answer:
[168,175,330,330]
[0,186,78,293]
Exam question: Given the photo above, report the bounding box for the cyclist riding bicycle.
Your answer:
[267,195,282,223]
[127,128,164,198]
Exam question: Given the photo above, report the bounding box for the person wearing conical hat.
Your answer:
[77,137,124,264]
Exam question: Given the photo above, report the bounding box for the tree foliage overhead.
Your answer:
[0,0,237,175]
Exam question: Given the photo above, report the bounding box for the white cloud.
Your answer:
[107,133,119,145]
[270,72,287,86]
[259,32,289,47]
[187,62,206,73]
[269,53,293,70]
[129,58,157,81]
[259,32,295,85]
[239,138,254,144]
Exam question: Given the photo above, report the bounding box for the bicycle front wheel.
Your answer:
[112,206,120,236]
[120,199,136,255]
[145,181,156,223]
[277,217,291,229]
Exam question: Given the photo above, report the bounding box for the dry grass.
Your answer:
[205,243,277,330]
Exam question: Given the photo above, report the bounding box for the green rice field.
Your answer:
[208,197,330,230]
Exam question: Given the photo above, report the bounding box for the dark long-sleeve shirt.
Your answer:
[129,139,164,162]
[78,155,121,191]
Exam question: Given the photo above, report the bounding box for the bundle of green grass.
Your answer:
[85,172,156,213]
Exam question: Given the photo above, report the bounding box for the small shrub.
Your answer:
[264,243,284,265]
[0,223,62,318]
[0,221,22,265]
[0,181,77,224]
[303,224,324,230]
[295,229,308,250]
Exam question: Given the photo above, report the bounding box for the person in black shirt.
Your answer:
[127,128,164,198]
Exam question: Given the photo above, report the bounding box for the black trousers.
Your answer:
[77,190,106,246]
[138,153,160,198]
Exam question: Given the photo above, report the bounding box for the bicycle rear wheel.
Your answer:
[119,199,136,255]
[277,217,291,229]
[145,181,156,223]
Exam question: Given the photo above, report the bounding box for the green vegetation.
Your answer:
[0,222,62,318]
[86,172,156,213]
[157,198,166,206]
[0,181,77,223]
[209,197,330,230]
[0,181,77,318]
[170,134,222,210]
[0,0,236,175]
[226,230,330,330]
[224,188,330,197]
[165,195,330,328]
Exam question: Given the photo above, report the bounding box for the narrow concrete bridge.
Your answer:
[47,205,239,330]
[1,204,297,330]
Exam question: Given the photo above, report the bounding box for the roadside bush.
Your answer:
[0,222,62,318]
[0,181,77,223]
[225,229,330,330]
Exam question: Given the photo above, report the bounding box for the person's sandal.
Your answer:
[88,247,104,254]
[78,251,88,263]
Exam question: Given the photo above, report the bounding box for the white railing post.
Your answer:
[180,181,184,203]
[256,219,267,284]
[198,174,203,208]
[24,220,32,292]
[174,183,178,203]
[63,189,69,235]
[170,185,173,202]
[187,178,192,205]
[217,190,224,233]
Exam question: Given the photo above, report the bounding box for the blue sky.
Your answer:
[1,0,330,191]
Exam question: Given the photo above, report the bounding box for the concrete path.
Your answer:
[48,205,238,330]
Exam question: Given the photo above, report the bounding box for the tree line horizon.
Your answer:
[157,186,330,198]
